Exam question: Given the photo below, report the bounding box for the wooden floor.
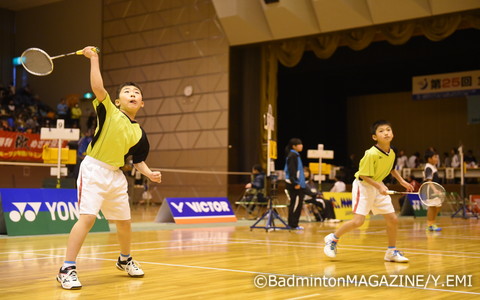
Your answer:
[1,209,479,299]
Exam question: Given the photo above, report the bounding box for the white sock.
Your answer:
[62,261,76,270]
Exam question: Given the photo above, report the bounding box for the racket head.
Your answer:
[20,48,54,76]
[418,181,446,207]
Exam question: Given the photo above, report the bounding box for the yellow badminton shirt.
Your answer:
[86,94,149,168]
[355,145,395,182]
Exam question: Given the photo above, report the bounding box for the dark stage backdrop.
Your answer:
[276,28,480,170]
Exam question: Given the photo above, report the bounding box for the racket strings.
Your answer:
[21,50,53,76]
[419,182,446,206]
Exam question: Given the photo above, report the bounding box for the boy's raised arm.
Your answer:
[82,46,107,102]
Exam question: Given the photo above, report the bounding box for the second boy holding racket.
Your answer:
[324,120,413,263]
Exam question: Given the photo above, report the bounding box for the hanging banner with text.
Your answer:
[0,131,67,162]
[155,197,237,224]
[323,192,370,220]
[412,70,480,100]
[0,188,109,236]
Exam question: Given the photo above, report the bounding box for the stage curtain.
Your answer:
[259,11,480,171]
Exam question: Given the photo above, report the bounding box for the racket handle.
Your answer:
[386,190,395,195]
[75,47,101,55]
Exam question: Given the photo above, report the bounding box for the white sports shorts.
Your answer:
[351,179,395,216]
[77,156,131,220]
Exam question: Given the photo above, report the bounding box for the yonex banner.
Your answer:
[155,197,237,224]
[412,70,480,100]
[0,188,109,236]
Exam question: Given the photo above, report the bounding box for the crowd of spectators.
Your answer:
[0,83,56,133]
[0,83,96,134]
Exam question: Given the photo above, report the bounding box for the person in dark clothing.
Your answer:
[244,164,266,213]
[303,167,338,222]
[284,138,305,230]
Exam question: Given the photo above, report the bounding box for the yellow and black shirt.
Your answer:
[86,94,149,167]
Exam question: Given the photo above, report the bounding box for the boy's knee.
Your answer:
[386,214,398,225]
[351,215,365,227]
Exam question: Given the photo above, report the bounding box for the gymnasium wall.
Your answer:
[13,0,102,103]
[101,0,230,198]
[347,91,480,159]
[0,8,14,87]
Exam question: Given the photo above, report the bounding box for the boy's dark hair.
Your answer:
[425,150,437,161]
[285,138,303,156]
[370,120,391,135]
[252,164,264,173]
[115,82,143,99]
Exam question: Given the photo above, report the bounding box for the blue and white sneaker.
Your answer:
[324,233,338,258]
[384,249,409,263]
[56,266,82,290]
[116,257,144,277]
[426,225,442,232]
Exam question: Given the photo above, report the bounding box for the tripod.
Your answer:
[451,146,478,219]
[250,175,290,231]
[451,181,479,219]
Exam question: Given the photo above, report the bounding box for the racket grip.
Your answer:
[75,47,101,55]
[386,190,395,195]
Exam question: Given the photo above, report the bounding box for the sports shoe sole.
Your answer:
[116,263,145,277]
[56,275,82,290]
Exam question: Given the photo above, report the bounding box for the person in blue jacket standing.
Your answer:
[284,138,306,230]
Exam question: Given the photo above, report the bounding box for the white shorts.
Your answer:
[77,156,131,220]
[351,179,395,216]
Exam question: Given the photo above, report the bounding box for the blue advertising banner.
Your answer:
[156,197,237,224]
[0,188,109,236]
[407,194,427,217]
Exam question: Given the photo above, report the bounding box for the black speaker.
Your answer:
[264,0,279,4]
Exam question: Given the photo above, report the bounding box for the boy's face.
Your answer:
[372,124,394,144]
[429,154,439,165]
[115,85,144,114]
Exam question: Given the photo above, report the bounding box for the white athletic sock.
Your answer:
[120,253,131,261]
[62,261,76,270]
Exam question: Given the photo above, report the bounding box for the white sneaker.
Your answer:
[323,233,338,258]
[384,249,409,263]
[116,257,145,277]
[56,266,82,290]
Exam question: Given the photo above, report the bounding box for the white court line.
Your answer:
[2,252,479,296]
[351,231,480,240]
[1,239,479,296]
[74,257,480,296]
[224,237,480,255]
[0,238,225,255]
[285,294,322,300]
[4,235,478,258]
[0,241,252,263]
[2,235,479,259]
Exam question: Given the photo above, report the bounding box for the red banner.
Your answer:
[0,131,66,162]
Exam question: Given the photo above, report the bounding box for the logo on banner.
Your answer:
[8,201,103,222]
[157,197,237,224]
[9,202,42,222]
[0,188,110,236]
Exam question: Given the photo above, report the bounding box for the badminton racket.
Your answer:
[387,181,446,207]
[20,47,100,76]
